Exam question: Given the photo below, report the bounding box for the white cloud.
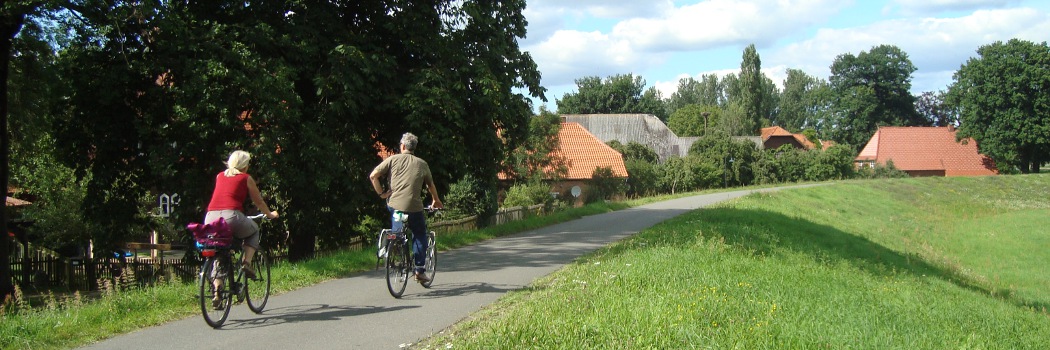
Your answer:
[612,0,847,52]
[529,29,668,87]
[527,0,674,19]
[526,0,849,98]
[888,0,1019,15]
[769,7,1050,91]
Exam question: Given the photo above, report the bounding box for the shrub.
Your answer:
[445,174,486,219]
[503,181,553,209]
[586,167,625,203]
[624,159,659,197]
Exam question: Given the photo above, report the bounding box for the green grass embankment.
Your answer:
[422,175,1050,349]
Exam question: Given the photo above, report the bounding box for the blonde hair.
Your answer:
[224,150,251,177]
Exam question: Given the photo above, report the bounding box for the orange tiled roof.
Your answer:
[761,126,822,150]
[761,126,794,139]
[856,126,997,176]
[556,122,628,180]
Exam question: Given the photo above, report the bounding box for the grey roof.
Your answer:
[561,114,696,162]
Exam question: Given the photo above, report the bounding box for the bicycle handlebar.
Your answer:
[247,213,269,221]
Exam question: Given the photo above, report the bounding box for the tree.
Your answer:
[666,74,722,115]
[738,44,763,134]
[948,39,1050,173]
[557,73,667,121]
[14,0,544,268]
[778,69,828,131]
[915,90,958,127]
[667,104,720,137]
[507,108,567,181]
[828,45,922,149]
[607,140,660,197]
[606,140,659,164]
[1,0,48,302]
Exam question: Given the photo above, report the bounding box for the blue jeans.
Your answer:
[389,207,428,272]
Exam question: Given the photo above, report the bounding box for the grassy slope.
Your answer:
[422,175,1050,349]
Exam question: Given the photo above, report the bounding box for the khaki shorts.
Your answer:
[204,210,260,250]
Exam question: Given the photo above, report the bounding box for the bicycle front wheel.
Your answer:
[421,232,436,288]
[245,251,271,313]
[385,240,409,298]
[199,257,233,328]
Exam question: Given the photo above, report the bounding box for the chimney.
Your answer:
[948,124,956,132]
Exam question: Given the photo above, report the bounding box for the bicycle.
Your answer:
[376,207,439,298]
[188,214,273,328]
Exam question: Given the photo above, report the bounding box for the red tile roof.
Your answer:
[856,126,997,176]
[761,126,821,150]
[761,126,793,139]
[557,122,628,180]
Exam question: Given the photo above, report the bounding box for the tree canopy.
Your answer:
[557,73,667,121]
[828,44,922,149]
[948,39,1050,173]
[4,0,545,296]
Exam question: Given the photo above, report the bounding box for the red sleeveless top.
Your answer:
[207,172,249,211]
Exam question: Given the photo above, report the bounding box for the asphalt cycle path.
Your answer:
[78,185,816,350]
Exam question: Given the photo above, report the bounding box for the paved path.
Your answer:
[78,186,810,350]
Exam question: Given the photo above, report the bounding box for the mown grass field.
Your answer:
[420,175,1050,349]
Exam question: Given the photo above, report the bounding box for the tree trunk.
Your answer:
[0,12,25,302]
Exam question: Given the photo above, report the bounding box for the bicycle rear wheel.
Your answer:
[199,256,233,328]
[385,239,409,298]
[421,232,436,288]
[245,251,271,313]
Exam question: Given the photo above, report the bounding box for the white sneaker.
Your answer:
[377,247,387,258]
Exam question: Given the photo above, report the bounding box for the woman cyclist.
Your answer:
[204,150,279,308]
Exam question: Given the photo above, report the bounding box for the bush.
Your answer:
[624,159,659,197]
[586,167,625,203]
[503,181,553,209]
[854,159,909,179]
[445,174,486,219]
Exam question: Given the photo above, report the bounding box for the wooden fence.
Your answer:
[9,241,203,292]
[430,204,545,233]
[7,204,548,293]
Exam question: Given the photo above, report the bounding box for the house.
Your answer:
[560,114,694,162]
[760,126,831,150]
[498,122,628,205]
[854,126,998,176]
[549,122,628,204]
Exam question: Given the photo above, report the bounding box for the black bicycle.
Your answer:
[190,214,272,328]
[377,207,439,298]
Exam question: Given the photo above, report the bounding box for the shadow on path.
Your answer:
[220,303,418,330]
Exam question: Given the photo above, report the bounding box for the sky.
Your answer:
[519,0,1050,112]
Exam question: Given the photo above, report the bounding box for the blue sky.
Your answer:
[520,0,1050,112]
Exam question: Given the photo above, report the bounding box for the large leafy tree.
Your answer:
[12,0,543,271]
[828,44,922,149]
[557,73,667,121]
[948,39,1050,173]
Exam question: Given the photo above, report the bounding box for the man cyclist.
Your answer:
[369,132,443,283]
